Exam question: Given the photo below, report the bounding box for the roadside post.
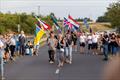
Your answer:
[0,49,5,80]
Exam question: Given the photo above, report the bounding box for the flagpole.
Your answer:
[63,19,65,36]
[0,0,1,13]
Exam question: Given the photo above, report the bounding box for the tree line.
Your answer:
[0,12,53,34]
[96,1,120,29]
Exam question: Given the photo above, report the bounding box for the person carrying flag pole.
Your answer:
[65,15,79,52]
[33,24,45,56]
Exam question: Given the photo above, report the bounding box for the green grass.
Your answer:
[80,22,112,32]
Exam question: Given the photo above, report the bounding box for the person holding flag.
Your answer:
[34,24,45,56]
[65,30,73,64]
[71,31,78,52]
[47,31,57,64]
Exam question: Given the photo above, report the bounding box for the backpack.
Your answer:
[19,35,25,45]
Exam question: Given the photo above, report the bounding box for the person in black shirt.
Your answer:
[65,30,73,64]
[110,33,118,55]
[102,32,109,61]
[56,34,65,67]
[19,31,26,56]
[72,31,78,52]
[108,33,112,54]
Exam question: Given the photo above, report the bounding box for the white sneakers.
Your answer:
[49,61,54,64]
[55,69,60,74]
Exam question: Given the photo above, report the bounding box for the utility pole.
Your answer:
[17,14,21,33]
[38,6,40,17]
[0,0,1,13]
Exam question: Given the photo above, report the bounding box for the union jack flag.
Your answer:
[63,17,72,29]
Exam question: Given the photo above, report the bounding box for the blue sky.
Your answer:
[0,0,117,21]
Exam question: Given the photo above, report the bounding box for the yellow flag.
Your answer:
[34,28,45,45]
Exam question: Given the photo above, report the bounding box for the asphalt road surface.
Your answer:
[4,45,107,80]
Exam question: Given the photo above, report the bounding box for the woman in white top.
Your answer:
[9,34,16,60]
[79,33,86,53]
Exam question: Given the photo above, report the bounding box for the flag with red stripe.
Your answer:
[68,15,79,30]
[35,16,51,30]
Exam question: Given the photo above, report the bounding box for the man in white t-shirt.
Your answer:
[79,33,86,53]
[87,34,92,54]
[92,33,99,55]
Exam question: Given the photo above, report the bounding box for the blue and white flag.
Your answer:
[83,18,89,29]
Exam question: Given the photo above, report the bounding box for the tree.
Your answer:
[105,1,120,28]
[75,17,93,22]
[96,16,110,22]
[41,14,53,27]
[0,12,54,34]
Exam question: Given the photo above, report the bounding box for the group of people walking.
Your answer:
[47,30,74,67]
[0,30,120,66]
[47,30,120,68]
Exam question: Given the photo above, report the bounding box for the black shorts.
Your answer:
[48,50,55,62]
[92,43,98,49]
[88,44,92,50]
[73,40,77,45]
[80,42,85,47]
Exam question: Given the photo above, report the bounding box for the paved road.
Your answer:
[4,46,107,80]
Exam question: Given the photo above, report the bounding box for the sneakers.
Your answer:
[58,63,64,67]
[65,59,69,63]
[10,57,15,61]
[55,69,60,74]
[60,63,64,67]
[36,54,39,56]
[49,61,54,64]
[0,76,5,80]
[58,64,61,67]
[103,58,108,61]
[69,61,72,64]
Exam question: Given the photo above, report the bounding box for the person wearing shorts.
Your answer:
[79,33,86,54]
[92,33,98,55]
[72,32,78,52]
[87,34,92,54]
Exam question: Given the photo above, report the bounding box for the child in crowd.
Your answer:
[25,41,34,56]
